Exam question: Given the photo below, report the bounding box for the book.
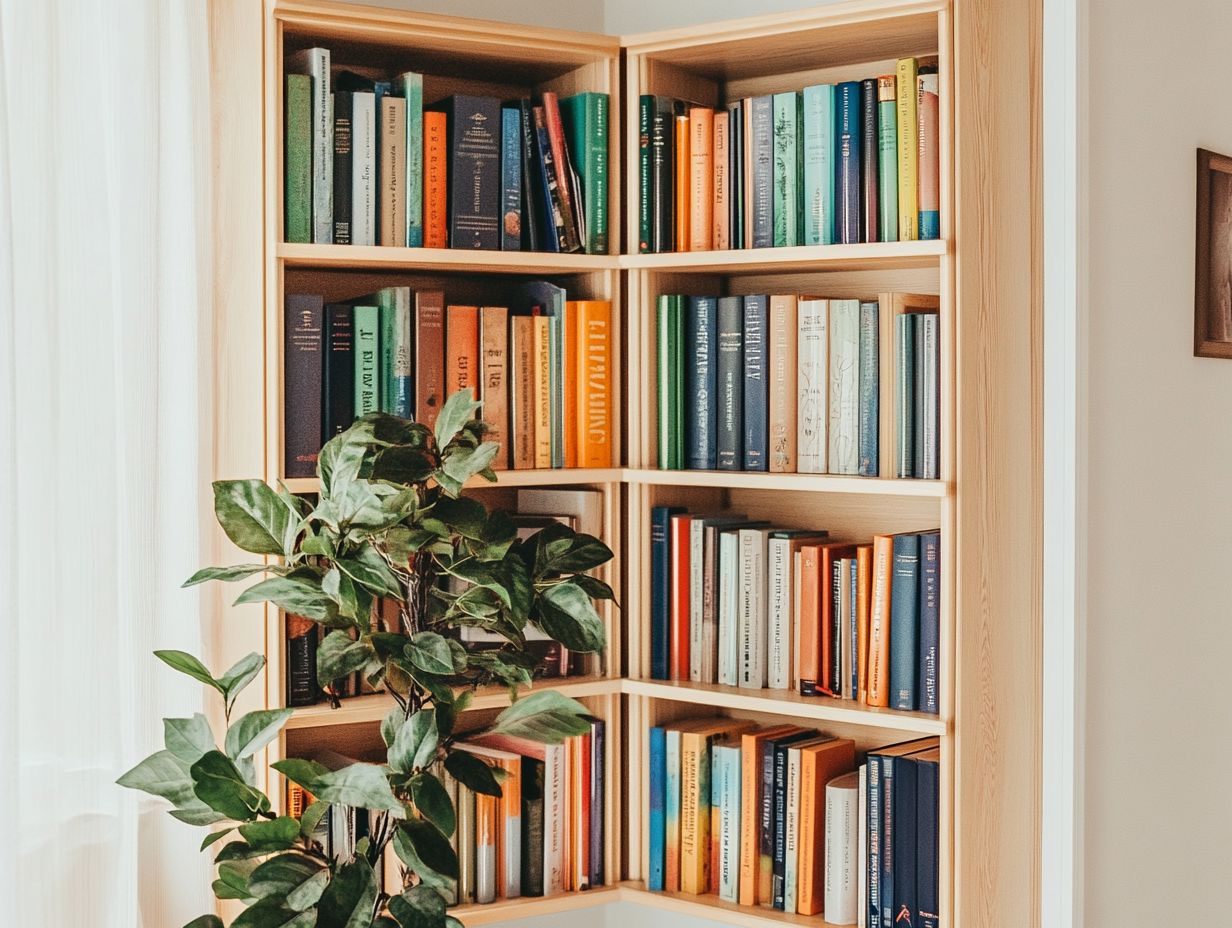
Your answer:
[431,95,501,250]
[331,91,353,245]
[889,753,917,928]
[798,739,856,915]
[797,544,822,696]
[480,305,509,469]
[763,729,818,906]
[574,300,613,467]
[423,111,448,247]
[648,726,667,890]
[650,506,684,681]
[896,57,920,241]
[353,305,379,416]
[712,738,742,902]
[737,526,770,688]
[857,543,874,703]
[650,97,675,253]
[742,100,754,247]
[560,92,609,254]
[500,106,523,251]
[541,92,584,254]
[638,95,654,254]
[289,47,332,244]
[284,74,312,243]
[517,99,545,251]
[917,66,941,239]
[323,304,354,439]
[768,294,798,472]
[509,314,535,469]
[716,296,744,470]
[701,516,756,684]
[866,534,894,707]
[866,755,882,928]
[861,78,880,243]
[859,302,880,476]
[783,743,805,912]
[518,281,566,468]
[459,744,522,899]
[685,296,717,469]
[728,101,745,249]
[718,529,742,686]
[738,725,798,906]
[743,294,769,470]
[457,785,476,903]
[445,305,479,400]
[533,312,552,467]
[918,531,941,714]
[689,107,714,251]
[877,75,899,243]
[413,290,445,429]
[914,747,941,928]
[750,96,774,247]
[284,295,323,477]
[801,83,835,246]
[797,297,828,473]
[379,95,407,246]
[823,770,860,922]
[836,81,862,245]
[657,294,681,469]
[772,92,799,247]
[839,558,854,697]
[713,110,730,250]
[350,91,376,246]
[919,312,940,479]
[285,614,318,706]
[377,287,413,418]
[829,299,861,475]
[670,512,692,681]
[394,72,424,247]
[680,721,746,893]
[588,718,606,887]
[890,533,921,710]
[895,312,917,477]
[664,726,682,891]
[859,765,868,928]
[818,542,857,696]
[674,113,690,251]
[767,531,828,689]
[522,757,545,896]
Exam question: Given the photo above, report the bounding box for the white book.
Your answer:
[289,47,332,244]
[797,298,829,473]
[718,529,741,686]
[826,771,860,925]
[920,312,940,479]
[839,558,853,699]
[828,299,861,475]
[351,91,377,246]
[737,527,770,689]
[766,534,792,689]
[546,741,567,894]
[458,744,522,898]
[858,764,868,928]
[783,744,804,913]
[714,743,742,902]
[690,517,706,681]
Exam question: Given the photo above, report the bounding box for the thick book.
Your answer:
[688,107,713,251]
[771,92,799,248]
[685,295,718,469]
[284,294,323,477]
[413,290,445,429]
[288,47,332,244]
[728,101,745,250]
[764,729,819,907]
[829,299,861,475]
[284,74,312,243]
[423,111,448,247]
[656,294,681,469]
[561,92,609,254]
[914,747,941,928]
[480,305,510,469]
[737,526,771,688]
[522,757,546,896]
[430,95,501,250]
[713,110,730,250]
[648,726,667,890]
[331,91,353,245]
[798,738,856,915]
[861,78,880,243]
[797,298,828,473]
[509,314,536,469]
[768,294,798,472]
[517,99,546,251]
[574,300,613,467]
[446,305,479,399]
[715,296,744,470]
[895,311,917,477]
[379,95,407,246]
[352,304,380,416]
[836,81,862,245]
[350,91,376,247]
[650,97,675,253]
[749,96,774,247]
[801,83,835,246]
[541,92,584,254]
[738,725,797,906]
[918,531,940,714]
[917,66,940,239]
[743,294,769,470]
[858,302,880,476]
[823,770,861,922]
[500,106,523,251]
[674,113,690,251]
[323,304,354,439]
[890,532,921,710]
[896,57,920,241]
[286,615,318,706]
[394,72,424,247]
[377,287,413,418]
[638,95,655,253]
[650,506,684,681]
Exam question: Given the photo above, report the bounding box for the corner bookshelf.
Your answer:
[208,0,1042,926]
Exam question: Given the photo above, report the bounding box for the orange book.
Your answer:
[532,313,552,468]
[574,300,613,467]
[795,738,857,915]
[713,110,730,250]
[480,306,509,469]
[866,534,894,707]
[509,315,536,469]
[423,110,448,248]
[445,305,479,397]
[669,513,691,681]
[797,545,823,696]
[475,790,498,901]
[564,304,579,468]
[674,114,690,251]
[688,107,713,251]
[818,542,857,697]
[738,724,800,906]
[856,543,874,702]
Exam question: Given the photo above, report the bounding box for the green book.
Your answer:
[560,92,609,255]
[396,72,424,247]
[353,304,380,417]
[801,84,835,246]
[877,76,899,242]
[772,92,800,247]
[638,95,654,254]
[657,294,680,469]
[377,288,412,417]
[284,74,312,243]
[895,312,916,477]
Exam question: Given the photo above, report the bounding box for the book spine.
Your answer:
[718,532,740,686]
[825,776,859,923]
[639,95,654,253]
[443,96,501,250]
[413,290,445,429]
[332,92,353,245]
[501,107,523,251]
[858,302,880,476]
[561,93,609,254]
[670,514,691,681]
[717,746,741,902]
[850,558,860,699]
[857,544,873,702]
[738,529,767,689]
[890,757,917,928]
[501,757,523,898]
[323,304,354,439]
[522,758,545,896]
[298,48,332,244]
[713,110,730,250]
[689,520,705,683]
[446,305,479,400]
[797,299,828,474]
[517,100,545,251]
[729,101,745,250]
[380,96,407,246]
[743,295,769,471]
[664,729,682,892]
[648,726,667,891]
[917,70,940,239]
[836,81,861,245]
[750,96,774,247]
[782,747,802,913]
[876,76,898,243]
[770,741,791,909]
[686,296,718,469]
[284,295,323,477]
[353,305,380,416]
[867,756,882,928]
[589,719,605,887]
[532,107,569,253]
[742,101,754,247]
[866,535,893,707]
[284,75,313,243]
[896,57,920,241]
[895,312,917,477]
[544,744,566,894]
[674,113,690,251]
[829,300,860,475]
[716,297,744,470]
[766,537,792,690]
[801,84,835,246]
[533,314,552,467]
[480,306,510,469]
[860,79,879,243]
[656,295,676,468]
[918,531,940,714]
[423,111,448,247]
[757,738,777,905]
[796,747,820,914]
[377,290,396,414]
[650,99,674,253]
[739,733,761,905]
[768,294,798,472]
[397,73,423,247]
[351,92,376,246]
[890,533,921,710]
[916,758,939,928]
[858,766,868,928]
[554,305,569,469]
[577,301,613,468]
[679,732,707,893]
[456,786,476,902]
[830,555,843,694]
[541,92,583,254]
[689,107,714,251]
[509,316,535,468]
[920,312,940,479]
[797,545,821,695]
[285,615,318,706]
[475,791,497,904]
[771,92,799,247]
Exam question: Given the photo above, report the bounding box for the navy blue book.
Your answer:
[915,751,940,928]
[322,303,355,440]
[686,296,718,470]
[831,555,844,695]
[716,296,744,470]
[771,731,820,909]
[332,91,353,245]
[892,755,919,928]
[750,95,774,247]
[836,81,862,245]
[890,532,921,710]
[728,101,744,249]
[742,294,769,471]
[867,757,883,928]
[517,99,546,251]
[859,301,880,476]
[860,78,880,243]
[647,726,667,891]
[650,506,684,680]
[918,531,941,714]
[533,108,567,253]
[432,95,502,250]
[880,753,895,928]
[500,106,523,251]
[589,717,605,886]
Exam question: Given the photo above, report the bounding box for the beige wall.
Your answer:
[1084,0,1232,923]
[334,0,604,33]
[605,0,829,35]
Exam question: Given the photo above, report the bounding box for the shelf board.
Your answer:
[618,883,852,928]
[625,468,948,497]
[280,467,626,496]
[620,239,947,274]
[287,676,620,731]
[278,242,620,275]
[623,679,947,735]
[451,885,622,925]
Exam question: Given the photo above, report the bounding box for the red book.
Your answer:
[669,513,692,681]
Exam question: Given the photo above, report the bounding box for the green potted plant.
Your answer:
[118,390,614,928]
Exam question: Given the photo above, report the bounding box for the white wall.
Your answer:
[1083,0,1232,924]
[334,0,604,33]
[605,0,829,35]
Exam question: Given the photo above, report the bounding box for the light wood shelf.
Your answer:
[626,468,948,497]
[620,239,947,273]
[278,242,622,275]
[450,885,622,924]
[618,883,853,928]
[280,467,626,495]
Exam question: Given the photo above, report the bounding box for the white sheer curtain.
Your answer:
[0,0,215,924]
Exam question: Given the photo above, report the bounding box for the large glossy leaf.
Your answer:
[163,714,216,764]
[410,773,455,837]
[438,442,499,489]
[442,750,501,798]
[213,859,258,902]
[336,546,403,599]
[213,479,296,556]
[433,389,482,450]
[317,631,375,686]
[184,916,224,928]
[238,816,300,851]
[371,445,436,485]
[117,749,195,806]
[389,709,438,774]
[487,690,592,744]
[399,818,458,879]
[154,650,224,695]
[322,566,368,623]
[271,758,330,792]
[316,858,378,928]
[235,576,337,623]
[218,652,266,702]
[404,632,453,676]
[182,564,271,588]
[191,751,269,821]
[570,573,617,602]
[539,533,613,574]
[232,900,316,928]
[535,581,606,652]
[249,854,329,909]
[392,826,456,899]
[388,884,447,928]
[318,427,370,497]
[299,798,331,838]
[226,709,294,760]
[312,763,402,812]
[169,802,230,827]
[431,496,486,539]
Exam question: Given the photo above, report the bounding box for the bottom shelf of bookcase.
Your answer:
[449,885,622,924]
[617,883,855,928]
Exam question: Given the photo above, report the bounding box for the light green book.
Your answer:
[877,75,899,242]
[284,74,312,243]
[377,288,412,417]
[772,92,800,247]
[395,72,424,247]
[801,84,835,246]
[353,304,380,416]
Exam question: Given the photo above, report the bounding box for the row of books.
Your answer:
[637,57,940,254]
[650,509,940,715]
[286,490,608,706]
[656,292,941,478]
[286,48,608,253]
[647,720,939,928]
[284,288,613,478]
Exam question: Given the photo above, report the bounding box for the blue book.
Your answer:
[500,107,523,251]
[867,758,883,928]
[880,754,895,928]
[750,96,774,248]
[836,81,862,245]
[890,532,921,710]
[715,296,744,471]
[648,726,667,891]
[516,281,566,467]
[891,756,919,928]
[532,115,564,253]
[801,83,836,246]
[895,312,916,477]
[771,732,821,909]
[918,531,941,714]
[916,751,940,928]
[685,296,718,469]
[742,295,769,471]
[859,301,880,476]
[650,506,684,680]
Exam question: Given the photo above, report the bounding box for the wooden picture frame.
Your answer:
[1194,148,1232,358]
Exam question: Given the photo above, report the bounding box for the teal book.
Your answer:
[638,95,654,253]
[858,301,879,476]
[284,74,312,244]
[801,84,835,246]
[877,75,898,242]
[395,71,424,247]
[378,287,413,417]
[560,92,609,254]
[500,106,523,251]
[771,92,799,247]
[648,726,667,890]
[889,532,921,710]
[353,304,380,416]
[895,312,916,477]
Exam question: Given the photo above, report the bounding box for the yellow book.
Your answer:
[895,57,919,241]
[573,300,613,467]
[680,719,756,895]
[533,313,552,468]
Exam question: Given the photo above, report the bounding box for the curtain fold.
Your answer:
[0,1,214,923]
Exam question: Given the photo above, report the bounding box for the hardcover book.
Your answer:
[829,300,861,475]
[743,294,769,470]
[801,83,835,246]
[413,290,445,429]
[480,305,509,469]
[638,94,654,253]
[918,531,941,714]
[288,47,332,244]
[768,294,798,472]
[715,296,744,470]
[423,111,448,247]
[379,94,407,247]
[395,72,424,247]
[350,91,376,246]
[750,96,774,248]
[688,107,714,251]
[432,95,502,250]
[896,57,920,241]
[771,92,799,247]
[323,304,354,439]
[284,74,312,244]
[877,75,899,242]
[797,297,828,473]
[500,106,523,251]
[648,726,667,890]
[685,295,717,469]
[728,100,745,249]
[332,91,353,245]
[377,287,413,418]
[284,294,323,477]
[561,92,610,254]
[836,81,862,245]
[917,66,941,239]
[509,314,536,469]
[352,304,380,416]
[575,300,613,468]
[889,532,921,710]
[713,110,730,250]
[674,113,689,251]
[858,302,880,476]
[650,96,675,253]
[860,78,880,243]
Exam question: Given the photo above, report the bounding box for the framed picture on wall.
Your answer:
[1195,148,1232,358]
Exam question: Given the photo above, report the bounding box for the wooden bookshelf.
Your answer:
[208,0,1042,926]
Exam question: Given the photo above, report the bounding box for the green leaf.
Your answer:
[299,798,331,838]
[201,828,234,851]
[317,858,378,928]
[163,714,216,764]
[571,573,618,603]
[213,479,297,556]
[400,817,458,879]
[431,496,486,539]
[183,564,271,587]
[184,917,224,928]
[154,651,224,696]
[535,581,607,652]
[371,445,436,485]
[389,709,438,774]
[226,709,294,760]
[381,705,403,748]
[236,576,338,623]
[300,529,336,558]
[317,631,375,686]
[433,388,482,450]
[214,858,258,902]
[232,899,317,928]
[389,884,447,928]
[488,689,592,743]
[271,758,330,792]
[191,750,270,821]
[405,632,454,676]
[442,750,502,798]
[410,773,455,837]
[238,816,300,850]
[322,566,368,624]
[392,827,456,899]
[311,763,403,812]
[117,749,196,806]
[170,803,230,827]
[218,652,266,703]
[249,854,329,909]
[318,426,371,497]
[439,442,500,489]
[542,533,613,574]
[336,546,403,599]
